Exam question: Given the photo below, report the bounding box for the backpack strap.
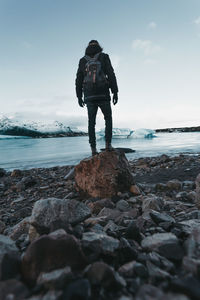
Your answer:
[84,52,101,62]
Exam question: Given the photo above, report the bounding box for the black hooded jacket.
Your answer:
[75,44,118,102]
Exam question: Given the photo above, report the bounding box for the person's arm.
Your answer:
[104,54,118,95]
[75,59,85,107]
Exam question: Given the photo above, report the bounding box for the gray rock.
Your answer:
[26,291,63,300]
[118,260,148,278]
[161,294,190,300]
[42,290,63,300]
[0,220,6,234]
[146,260,170,280]
[0,279,29,300]
[104,220,120,233]
[37,266,72,289]
[82,231,119,255]
[9,217,30,241]
[182,180,195,191]
[178,219,200,234]
[0,168,6,177]
[166,179,182,191]
[30,198,91,233]
[22,232,87,286]
[155,183,168,192]
[62,279,91,300]
[0,183,5,191]
[136,284,164,300]
[141,233,183,260]
[195,173,200,208]
[142,194,163,212]
[141,233,178,251]
[148,251,174,273]
[170,275,200,300]
[0,234,20,280]
[116,200,130,212]
[176,191,193,203]
[150,210,175,224]
[85,261,126,289]
[182,256,200,275]
[184,227,200,258]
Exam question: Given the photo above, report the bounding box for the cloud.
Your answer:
[148,21,157,29]
[132,39,161,55]
[193,16,200,25]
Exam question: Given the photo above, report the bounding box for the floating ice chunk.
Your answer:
[97,128,156,139]
[130,128,156,139]
[97,128,134,139]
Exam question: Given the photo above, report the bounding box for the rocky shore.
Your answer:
[0,152,200,299]
[155,125,200,133]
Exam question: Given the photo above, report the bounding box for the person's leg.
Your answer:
[99,101,113,149]
[87,103,98,154]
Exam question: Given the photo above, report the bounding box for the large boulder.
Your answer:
[30,198,91,234]
[21,231,87,286]
[74,150,134,197]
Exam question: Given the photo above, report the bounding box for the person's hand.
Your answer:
[78,98,85,107]
[113,93,118,105]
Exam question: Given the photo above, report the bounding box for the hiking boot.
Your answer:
[105,142,114,151]
[91,146,98,156]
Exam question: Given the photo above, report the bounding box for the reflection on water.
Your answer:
[0,132,200,170]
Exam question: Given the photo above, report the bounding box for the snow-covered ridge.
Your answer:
[0,116,84,137]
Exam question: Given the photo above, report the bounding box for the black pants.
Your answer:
[87,101,112,147]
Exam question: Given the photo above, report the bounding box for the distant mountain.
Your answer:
[0,116,87,138]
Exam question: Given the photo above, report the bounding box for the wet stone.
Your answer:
[166,179,182,191]
[0,220,6,234]
[118,260,148,278]
[116,199,130,212]
[0,168,6,177]
[30,197,91,234]
[149,210,175,225]
[37,266,72,289]
[62,279,91,300]
[0,279,29,300]
[0,234,20,281]
[82,231,119,256]
[142,194,163,212]
[85,261,126,289]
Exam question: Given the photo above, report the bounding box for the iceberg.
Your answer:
[97,128,134,139]
[129,128,156,139]
[97,128,156,139]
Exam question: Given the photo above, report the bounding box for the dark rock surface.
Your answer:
[0,153,200,299]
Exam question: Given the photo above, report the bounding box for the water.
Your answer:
[0,132,200,170]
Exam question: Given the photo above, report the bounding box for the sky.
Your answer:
[0,0,200,130]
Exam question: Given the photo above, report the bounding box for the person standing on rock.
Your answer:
[75,40,119,156]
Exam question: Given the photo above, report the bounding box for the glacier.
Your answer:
[0,115,85,137]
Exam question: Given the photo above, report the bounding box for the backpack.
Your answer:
[83,52,109,100]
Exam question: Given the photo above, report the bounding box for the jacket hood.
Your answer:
[85,44,103,57]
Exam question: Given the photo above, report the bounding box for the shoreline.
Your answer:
[155,125,200,133]
[1,152,200,227]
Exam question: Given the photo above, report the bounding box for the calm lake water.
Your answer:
[0,132,200,170]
